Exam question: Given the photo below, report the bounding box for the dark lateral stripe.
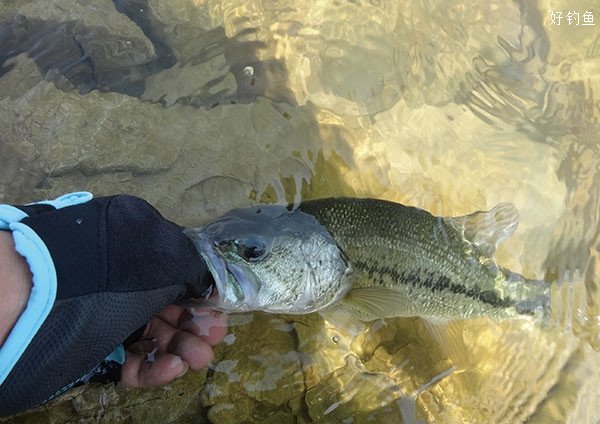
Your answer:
[352,259,514,309]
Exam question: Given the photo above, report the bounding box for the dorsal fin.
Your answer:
[444,203,519,256]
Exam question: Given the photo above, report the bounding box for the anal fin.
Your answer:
[421,319,472,370]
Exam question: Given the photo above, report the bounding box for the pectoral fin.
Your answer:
[337,286,409,321]
[444,202,519,256]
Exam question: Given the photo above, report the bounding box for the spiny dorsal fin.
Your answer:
[444,203,519,256]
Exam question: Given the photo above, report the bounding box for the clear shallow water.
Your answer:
[1,0,599,422]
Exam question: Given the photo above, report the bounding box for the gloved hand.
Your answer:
[0,192,219,416]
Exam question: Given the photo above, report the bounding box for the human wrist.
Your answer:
[0,231,32,346]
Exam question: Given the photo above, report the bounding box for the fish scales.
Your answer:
[299,198,522,320]
[184,197,550,322]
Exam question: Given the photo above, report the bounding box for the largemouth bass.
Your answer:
[184,198,550,322]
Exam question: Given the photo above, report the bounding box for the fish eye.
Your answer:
[236,237,267,262]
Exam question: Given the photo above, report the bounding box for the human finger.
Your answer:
[154,304,189,328]
[120,351,188,388]
[179,310,228,345]
[140,315,215,370]
[168,330,215,370]
[139,315,179,353]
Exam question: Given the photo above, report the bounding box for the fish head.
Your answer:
[185,204,352,314]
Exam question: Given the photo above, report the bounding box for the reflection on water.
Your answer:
[1,0,599,422]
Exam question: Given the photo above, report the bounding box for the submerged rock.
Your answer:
[201,314,305,423]
[1,370,210,424]
[0,74,326,224]
[0,0,156,96]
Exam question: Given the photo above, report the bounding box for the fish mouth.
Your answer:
[184,229,258,311]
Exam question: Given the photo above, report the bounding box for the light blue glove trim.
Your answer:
[0,223,57,384]
[0,205,28,229]
[0,192,92,384]
[27,191,93,210]
[106,345,126,365]
[0,192,93,231]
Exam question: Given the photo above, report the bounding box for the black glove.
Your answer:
[0,192,210,416]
